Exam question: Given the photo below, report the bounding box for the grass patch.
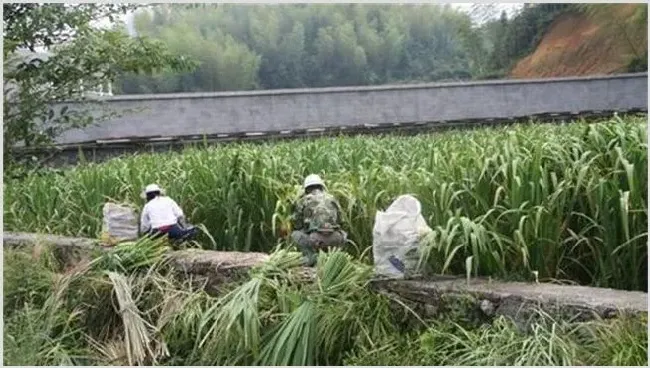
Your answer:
[345,313,648,366]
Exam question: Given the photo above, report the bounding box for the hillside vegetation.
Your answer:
[511,4,648,78]
[112,4,584,94]
[112,4,647,94]
[117,4,475,93]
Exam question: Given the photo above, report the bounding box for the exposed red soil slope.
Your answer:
[510,4,647,78]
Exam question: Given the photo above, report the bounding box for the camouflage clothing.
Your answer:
[292,189,342,233]
[291,229,347,267]
[291,189,346,266]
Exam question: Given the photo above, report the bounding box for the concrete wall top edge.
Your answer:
[74,72,648,103]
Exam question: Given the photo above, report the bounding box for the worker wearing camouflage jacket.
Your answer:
[291,174,347,267]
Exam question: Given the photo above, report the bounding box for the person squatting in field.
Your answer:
[290,174,348,266]
[140,184,198,242]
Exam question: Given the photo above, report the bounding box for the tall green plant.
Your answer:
[4,117,648,290]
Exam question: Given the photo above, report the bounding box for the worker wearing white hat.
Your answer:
[140,184,197,242]
[290,174,347,266]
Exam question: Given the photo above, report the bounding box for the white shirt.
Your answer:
[140,196,184,232]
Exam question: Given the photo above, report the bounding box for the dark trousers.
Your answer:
[148,223,197,242]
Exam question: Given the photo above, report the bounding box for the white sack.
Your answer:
[372,195,432,279]
[101,202,139,246]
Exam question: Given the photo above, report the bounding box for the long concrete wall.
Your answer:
[54,73,648,145]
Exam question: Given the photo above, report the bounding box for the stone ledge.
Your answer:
[3,231,99,249]
[371,277,648,322]
[4,231,647,323]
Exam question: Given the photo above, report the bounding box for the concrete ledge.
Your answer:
[167,248,271,292]
[3,232,101,266]
[2,232,269,279]
[3,231,99,249]
[371,278,648,323]
[4,231,647,323]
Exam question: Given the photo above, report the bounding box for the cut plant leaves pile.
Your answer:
[4,245,647,366]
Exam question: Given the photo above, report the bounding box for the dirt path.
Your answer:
[510,5,647,78]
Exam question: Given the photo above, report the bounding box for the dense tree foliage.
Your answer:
[3,3,193,169]
[115,4,579,94]
[3,3,194,169]
[116,4,473,94]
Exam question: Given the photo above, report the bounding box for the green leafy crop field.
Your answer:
[4,115,648,291]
